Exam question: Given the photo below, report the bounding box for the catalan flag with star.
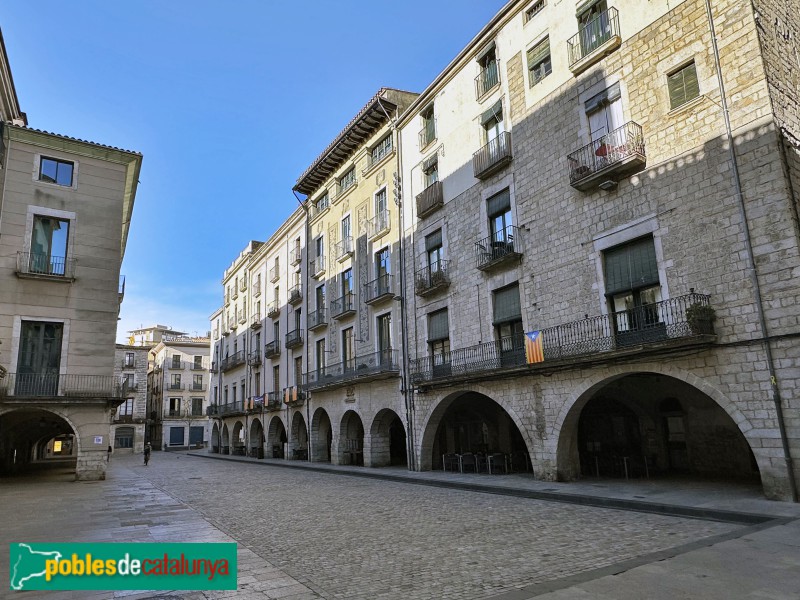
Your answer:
[525,331,545,364]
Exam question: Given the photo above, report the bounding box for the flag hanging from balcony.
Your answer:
[284,388,290,404]
[525,331,544,364]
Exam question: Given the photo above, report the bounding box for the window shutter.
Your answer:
[493,284,522,324]
[604,237,659,295]
[481,99,503,125]
[668,62,699,109]
[422,154,438,172]
[683,63,699,102]
[527,38,550,69]
[428,309,449,341]
[487,189,511,217]
[425,229,442,251]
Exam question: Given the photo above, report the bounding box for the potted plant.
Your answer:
[686,303,716,334]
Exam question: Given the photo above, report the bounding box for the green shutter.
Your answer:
[668,62,699,109]
[493,284,522,324]
[481,99,503,125]
[428,309,449,341]
[527,38,550,69]
[604,237,659,295]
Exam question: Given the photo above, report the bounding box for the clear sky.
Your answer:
[3,0,507,340]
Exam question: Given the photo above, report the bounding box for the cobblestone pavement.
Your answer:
[3,453,794,600]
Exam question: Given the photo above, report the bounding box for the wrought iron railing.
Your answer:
[334,237,354,261]
[475,59,500,99]
[309,307,327,330]
[220,351,245,372]
[410,293,714,383]
[419,118,436,149]
[567,7,620,66]
[415,261,450,295]
[475,225,522,269]
[247,351,262,366]
[331,292,356,318]
[306,350,400,390]
[167,360,184,370]
[0,373,127,398]
[218,401,247,415]
[190,361,206,371]
[416,181,443,218]
[367,210,390,239]
[290,246,302,265]
[167,383,185,391]
[473,131,512,179]
[164,408,189,418]
[364,274,394,304]
[267,302,280,318]
[311,256,326,277]
[282,386,306,407]
[289,284,302,304]
[265,340,281,358]
[16,252,76,278]
[266,392,283,411]
[191,383,207,392]
[251,313,262,328]
[567,121,645,185]
[270,265,279,282]
[286,329,303,348]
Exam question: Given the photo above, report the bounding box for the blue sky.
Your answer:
[3,1,506,340]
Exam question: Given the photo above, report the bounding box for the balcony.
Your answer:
[364,274,394,305]
[265,340,281,359]
[475,226,522,271]
[210,362,219,373]
[367,210,390,240]
[167,383,185,391]
[335,176,357,200]
[270,265,279,283]
[331,292,356,319]
[167,360,184,370]
[220,351,246,372]
[289,284,302,305]
[190,361,206,371]
[311,197,330,219]
[286,329,303,349]
[206,404,219,417]
[363,144,394,176]
[567,121,646,191]
[218,401,247,417]
[123,382,138,392]
[267,302,280,318]
[334,237,354,262]
[282,386,306,408]
[415,261,451,297]
[121,359,136,369]
[16,252,76,281]
[250,313,262,329]
[416,181,443,219]
[308,307,328,331]
[305,350,400,391]
[410,292,715,385]
[238,310,247,325]
[254,280,262,297]
[290,246,302,266]
[0,374,127,399]
[232,287,239,300]
[266,392,283,411]
[114,414,135,424]
[567,7,621,75]
[475,59,500,100]
[248,395,264,412]
[191,383,207,392]
[310,256,326,279]
[419,119,437,151]
[473,131,512,179]
[164,408,189,419]
[239,277,247,292]
[247,350,262,366]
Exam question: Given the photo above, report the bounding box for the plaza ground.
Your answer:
[1,452,799,599]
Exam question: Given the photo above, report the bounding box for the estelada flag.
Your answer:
[525,331,544,364]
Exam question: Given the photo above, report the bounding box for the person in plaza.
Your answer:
[106,445,112,462]
[143,442,151,466]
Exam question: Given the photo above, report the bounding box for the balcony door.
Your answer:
[578,0,611,56]
[377,313,392,365]
[586,84,623,145]
[16,321,63,395]
[342,327,355,372]
[30,215,69,275]
[488,190,513,248]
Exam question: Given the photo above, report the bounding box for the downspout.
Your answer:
[705,0,797,501]
[294,190,312,462]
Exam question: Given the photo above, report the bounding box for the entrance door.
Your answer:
[17,321,63,396]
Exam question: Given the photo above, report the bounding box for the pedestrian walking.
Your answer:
[143,443,151,466]
[107,445,112,462]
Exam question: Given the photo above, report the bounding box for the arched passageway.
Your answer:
[0,408,79,477]
[289,412,308,460]
[221,424,230,455]
[311,408,332,463]
[230,421,245,456]
[211,423,220,453]
[558,373,760,483]
[249,418,264,458]
[424,392,532,473]
[340,410,364,466]
[268,416,287,458]
[369,409,407,467]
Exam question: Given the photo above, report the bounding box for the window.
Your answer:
[342,327,355,370]
[29,215,70,275]
[273,365,280,393]
[341,214,351,242]
[481,101,505,144]
[420,105,436,148]
[115,427,134,449]
[124,352,135,368]
[476,43,499,99]
[488,189,513,245]
[603,236,662,335]
[254,372,261,396]
[667,61,699,110]
[316,338,326,373]
[193,355,202,369]
[586,83,623,142]
[339,168,356,193]
[170,374,182,389]
[232,385,237,403]
[316,284,326,310]
[422,155,439,189]
[375,247,390,278]
[375,188,388,217]
[117,398,134,417]
[273,321,280,343]
[524,0,545,22]
[274,285,279,303]
[224,386,229,404]
[193,374,203,390]
[493,283,524,352]
[315,192,330,213]
[168,398,181,417]
[426,229,444,271]
[39,157,74,186]
[122,374,135,390]
[428,309,451,359]
[191,398,203,416]
[370,134,393,165]
[171,355,181,369]
[527,37,552,87]
[377,313,392,364]
[315,236,325,260]
[342,268,354,301]
[294,356,303,387]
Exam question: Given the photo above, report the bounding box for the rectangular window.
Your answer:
[524,0,545,22]
[667,61,700,110]
[294,356,303,387]
[316,284,326,310]
[428,309,451,374]
[315,236,324,259]
[39,157,74,186]
[124,352,135,368]
[377,313,392,363]
[17,321,63,397]
[315,192,330,213]
[29,215,70,275]
[420,105,436,148]
[117,398,134,416]
[122,374,134,390]
[488,189,513,246]
[273,365,280,393]
[193,355,202,369]
[426,229,444,271]
[476,42,499,99]
[254,372,261,396]
[375,188,388,216]
[604,236,663,335]
[273,320,280,343]
[171,355,181,369]
[339,168,356,192]
[493,283,524,354]
[422,155,439,188]
[170,374,181,389]
[168,398,181,417]
[370,134,393,165]
[342,327,355,370]
[193,374,203,390]
[341,214,351,241]
[342,268,353,296]
[527,37,552,87]
[481,101,504,144]
[586,83,623,142]
[316,338,326,372]
[191,398,203,416]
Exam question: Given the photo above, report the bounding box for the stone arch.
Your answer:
[368,408,406,467]
[310,407,333,463]
[339,410,364,466]
[267,416,287,458]
[211,422,220,453]
[221,423,230,454]
[289,411,308,460]
[416,385,535,471]
[231,420,245,455]
[0,407,82,477]
[249,418,264,458]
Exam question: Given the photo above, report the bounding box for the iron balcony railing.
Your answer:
[238,309,246,324]
[164,408,189,418]
[312,196,330,217]
[290,246,302,265]
[218,401,247,416]
[265,340,281,359]
[306,350,400,390]
[475,225,522,270]
[251,313,262,329]
[415,261,451,296]
[475,59,500,99]
[567,7,620,67]
[289,284,302,305]
[190,361,206,371]
[282,386,306,407]
[309,307,328,330]
[336,174,357,198]
[167,383,185,391]
[367,210,390,239]
[266,391,283,411]
[239,277,247,292]
[206,405,219,416]
[311,256,326,278]
[0,373,127,398]
[334,237,354,261]
[270,265,279,282]
[364,273,394,304]
[419,118,436,150]
[331,292,356,318]
[191,383,207,392]
[410,292,714,384]
[286,329,303,348]
[567,121,646,186]
[167,360,184,370]
[473,131,512,179]
[220,351,245,372]
[416,181,443,218]
[16,252,76,279]
[267,302,280,318]
[247,351,262,366]
[210,362,219,373]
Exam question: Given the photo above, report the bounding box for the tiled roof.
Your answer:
[8,123,142,156]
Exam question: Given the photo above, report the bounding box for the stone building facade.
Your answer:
[111,344,150,454]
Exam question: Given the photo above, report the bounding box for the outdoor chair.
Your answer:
[459,452,477,474]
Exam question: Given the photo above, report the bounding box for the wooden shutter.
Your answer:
[604,237,659,295]
[428,309,449,341]
[493,284,522,324]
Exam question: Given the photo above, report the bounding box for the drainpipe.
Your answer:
[705,0,797,501]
